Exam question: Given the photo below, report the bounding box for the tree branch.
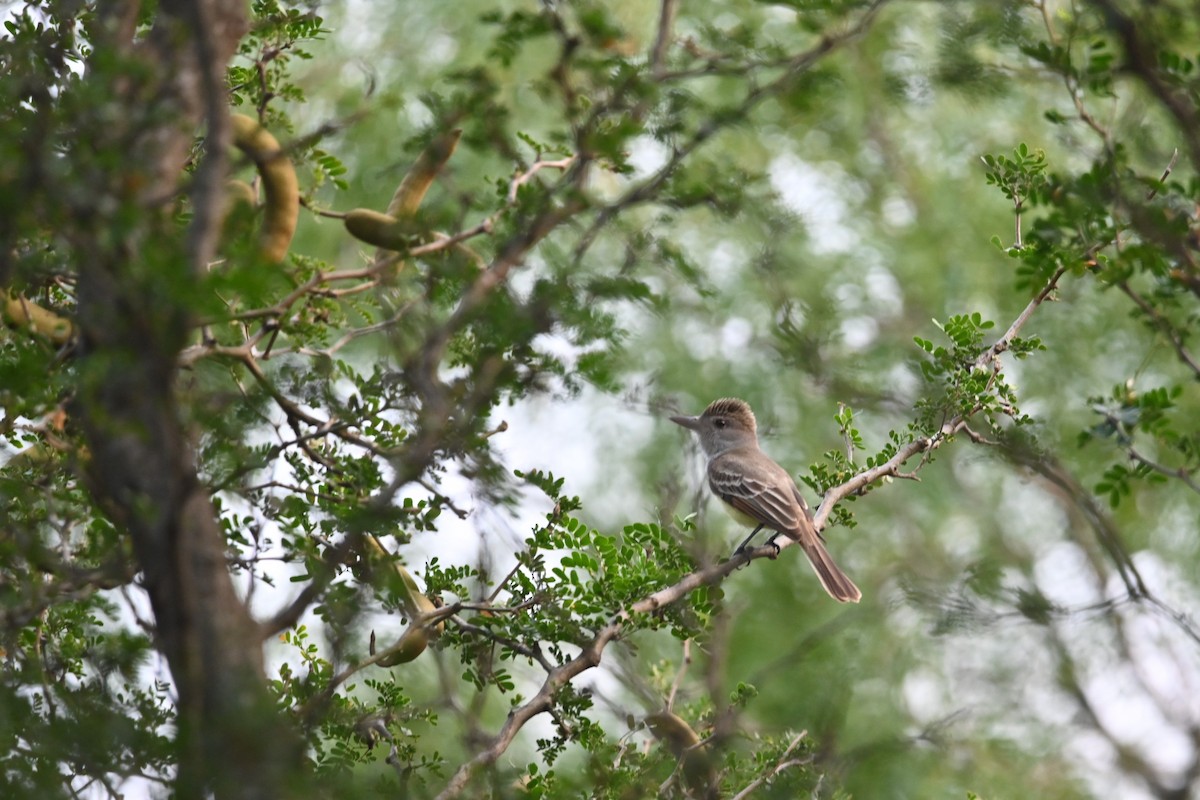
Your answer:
[297,602,462,727]
[572,0,890,265]
[1090,0,1200,171]
[650,0,678,79]
[728,731,810,800]
[434,261,1070,799]
[1116,280,1200,379]
[812,265,1068,529]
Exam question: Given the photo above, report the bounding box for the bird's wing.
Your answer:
[790,482,826,542]
[789,482,812,515]
[707,453,803,533]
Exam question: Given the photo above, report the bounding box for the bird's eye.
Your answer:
[714,418,726,428]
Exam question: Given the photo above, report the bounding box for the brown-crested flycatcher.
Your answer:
[671,397,862,603]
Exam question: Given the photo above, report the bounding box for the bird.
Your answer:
[671,397,861,603]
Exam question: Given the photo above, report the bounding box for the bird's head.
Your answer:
[670,397,758,456]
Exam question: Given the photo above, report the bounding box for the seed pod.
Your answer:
[364,535,445,635]
[364,541,442,667]
[358,128,464,269]
[2,290,72,344]
[343,208,410,251]
[220,179,258,241]
[395,564,444,635]
[645,711,702,752]
[646,711,717,796]
[385,128,463,221]
[230,113,299,263]
[225,179,257,209]
[375,628,429,667]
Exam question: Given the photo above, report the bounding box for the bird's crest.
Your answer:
[702,397,757,431]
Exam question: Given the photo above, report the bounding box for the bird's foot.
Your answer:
[762,535,782,559]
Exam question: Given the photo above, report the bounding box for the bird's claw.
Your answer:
[729,542,779,565]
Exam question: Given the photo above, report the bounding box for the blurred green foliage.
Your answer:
[2,0,1200,798]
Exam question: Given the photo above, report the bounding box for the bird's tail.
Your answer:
[797,536,861,603]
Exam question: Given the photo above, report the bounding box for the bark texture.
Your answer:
[71,2,305,797]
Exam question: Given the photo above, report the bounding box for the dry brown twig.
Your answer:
[666,638,691,711]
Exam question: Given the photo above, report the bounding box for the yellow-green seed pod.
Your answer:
[364,535,445,635]
[375,628,429,667]
[2,290,72,344]
[385,129,463,221]
[230,113,299,263]
[646,711,717,796]
[343,208,410,251]
[645,711,701,752]
[225,179,257,209]
[395,564,444,635]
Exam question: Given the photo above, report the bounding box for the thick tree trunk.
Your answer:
[71,2,305,797]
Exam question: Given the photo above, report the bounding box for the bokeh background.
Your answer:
[268,1,1200,798]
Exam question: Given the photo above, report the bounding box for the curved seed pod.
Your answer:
[229,113,299,263]
[375,628,429,667]
[645,711,702,752]
[2,290,72,344]
[385,128,463,221]
[365,534,445,634]
[225,178,258,209]
[395,563,445,635]
[343,208,410,251]
[221,179,258,241]
[646,711,717,797]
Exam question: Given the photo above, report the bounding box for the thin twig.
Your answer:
[457,596,543,614]
[665,639,691,710]
[1146,148,1178,200]
[506,157,576,205]
[432,548,776,800]
[810,265,1068,530]
[1116,281,1200,379]
[448,615,557,674]
[297,602,462,725]
[650,0,678,78]
[1125,443,1200,497]
[728,731,810,800]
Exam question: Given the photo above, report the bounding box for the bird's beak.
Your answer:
[670,414,701,431]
